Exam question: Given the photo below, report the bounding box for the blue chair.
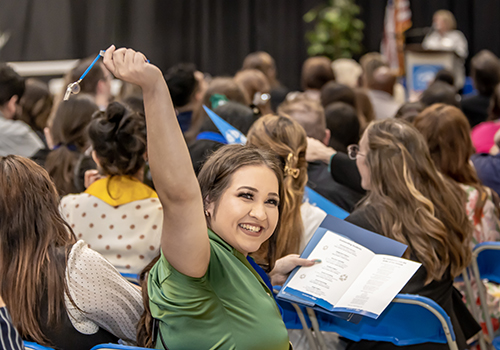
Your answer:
[120,272,140,285]
[23,342,54,350]
[470,242,500,348]
[306,294,458,350]
[91,344,151,350]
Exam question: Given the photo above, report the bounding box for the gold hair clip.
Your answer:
[284,153,300,178]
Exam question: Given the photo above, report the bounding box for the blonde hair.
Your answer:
[434,10,457,31]
[246,114,308,266]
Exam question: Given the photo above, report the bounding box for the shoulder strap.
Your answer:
[153,318,170,350]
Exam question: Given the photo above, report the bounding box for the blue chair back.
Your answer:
[23,341,54,349]
[474,242,500,284]
[120,272,140,285]
[471,242,500,347]
[314,294,457,348]
[91,344,151,350]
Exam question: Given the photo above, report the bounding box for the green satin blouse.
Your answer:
[148,229,290,350]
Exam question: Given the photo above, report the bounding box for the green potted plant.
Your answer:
[304,0,364,59]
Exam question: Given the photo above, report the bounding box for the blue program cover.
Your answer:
[277,215,408,320]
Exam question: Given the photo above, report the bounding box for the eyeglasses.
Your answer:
[347,144,366,160]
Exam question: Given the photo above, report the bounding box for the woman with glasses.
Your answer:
[342,119,480,350]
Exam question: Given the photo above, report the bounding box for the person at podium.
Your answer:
[422,10,468,89]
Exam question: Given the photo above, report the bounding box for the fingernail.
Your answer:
[311,259,322,264]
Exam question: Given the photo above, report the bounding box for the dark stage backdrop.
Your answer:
[0,0,497,90]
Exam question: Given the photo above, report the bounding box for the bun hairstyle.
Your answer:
[88,102,147,177]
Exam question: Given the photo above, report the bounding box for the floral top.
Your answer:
[461,184,500,246]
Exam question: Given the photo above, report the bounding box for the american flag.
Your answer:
[381,0,412,75]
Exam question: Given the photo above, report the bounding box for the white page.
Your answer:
[335,255,421,316]
[285,230,375,307]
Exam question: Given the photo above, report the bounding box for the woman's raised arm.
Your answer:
[103,46,209,278]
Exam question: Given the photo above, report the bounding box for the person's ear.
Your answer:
[4,95,18,119]
[44,127,55,149]
[91,150,101,168]
[204,197,215,218]
[323,129,331,146]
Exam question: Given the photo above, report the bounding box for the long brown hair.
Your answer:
[45,94,98,196]
[246,114,308,267]
[414,104,491,223]
[136,145,284,346]
[0,155,77,345]
[360,119,472,283]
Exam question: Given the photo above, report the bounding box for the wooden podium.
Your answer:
[405,44,462,100]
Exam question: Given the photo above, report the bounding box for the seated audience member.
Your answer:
[320,82,372,130]
[17,78,53,144]
[394,101,425,123]
[0,295,24,350]
[324,102,361,153]
[60,102,162,275]
[0,155,143,350]
[320,81,357,108]
[185,76,248,143]
[359,52,406,105]
[301,56,335,101]
[242,51,288,111]
[472,129,500,196]
[45,95,99,196]
[331,58,362,89]
[472,84,500,154]
[69,56,113,110]
[432,68,455,87]
[164,63,206,133]
[278,98,363,212]
[345,119,480,350]
[462,50,500,128]
[0,64,44,157]
[366,66,401,120]
[415,104,500,322]
[359,52,386,87]
[420,81,461,107]
[17,78,53,165]
[246,114,326,263]
[189,100,255,174]
[414,104,500,245]
[103,46,294,349]
[234,68,273,115]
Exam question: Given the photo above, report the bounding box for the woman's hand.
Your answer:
[270,254,318,286]
[102,45,163,94]
[84,169,104,189]
[306,137,336,164]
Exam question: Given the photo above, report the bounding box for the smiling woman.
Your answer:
[204,165,280,256]
[100,46,291,350]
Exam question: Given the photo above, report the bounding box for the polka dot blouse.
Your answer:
[60,193,163,275]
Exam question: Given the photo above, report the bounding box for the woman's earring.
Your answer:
[204,210,210,217]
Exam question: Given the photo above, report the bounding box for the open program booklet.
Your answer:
[277,215,421,320]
